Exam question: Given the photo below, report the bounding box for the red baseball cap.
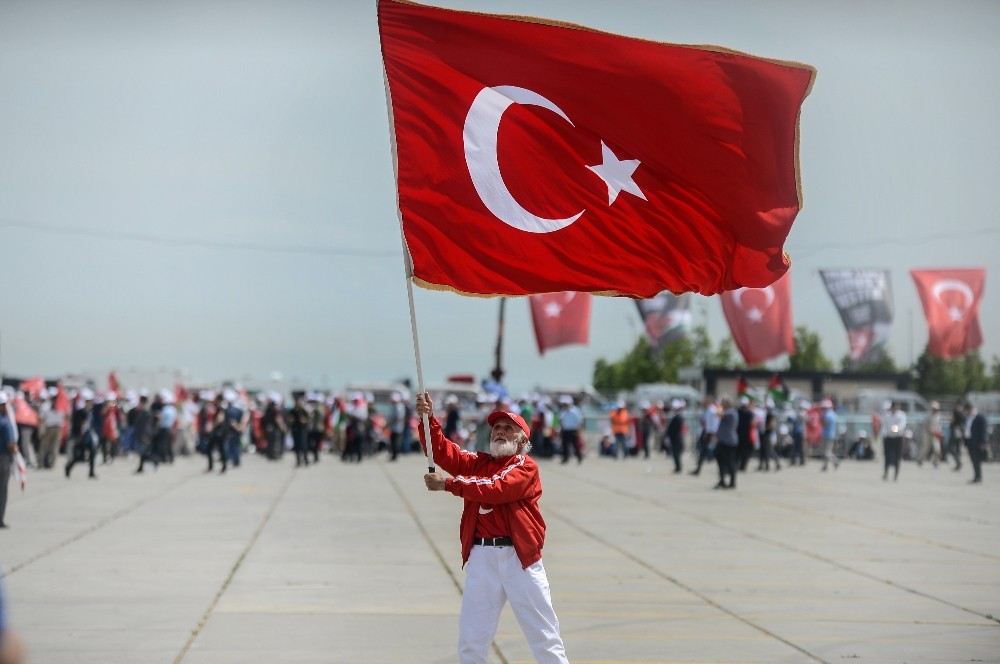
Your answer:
[487,410,531,437]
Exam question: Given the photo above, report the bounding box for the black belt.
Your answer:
[474,536,513,547]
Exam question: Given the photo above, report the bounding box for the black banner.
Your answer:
[819,269,893,364]
[635,292,691,351]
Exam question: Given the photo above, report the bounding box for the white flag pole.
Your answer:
[382,64,435,474]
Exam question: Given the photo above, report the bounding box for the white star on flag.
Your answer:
[544,302,562,318]
[747,307,764,322]
[587,141,647,206]
[948,306,963,321]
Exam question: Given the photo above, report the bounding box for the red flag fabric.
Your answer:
[19,377,45,399]
[108,371,121,393]
[529,292,591,355]
[910,268,986,359]
[379,0,814,298]
[13,395,39,427]
[721,272,794,365]
[54,383,70,414]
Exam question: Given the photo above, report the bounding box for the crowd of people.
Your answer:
[436,391,992,490]
[1,379,993,529]
[0,382,412,495]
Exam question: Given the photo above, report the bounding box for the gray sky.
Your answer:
[1,0,998,392]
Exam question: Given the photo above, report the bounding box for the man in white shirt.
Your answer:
[883,402,907,481]
[690,397,719,476]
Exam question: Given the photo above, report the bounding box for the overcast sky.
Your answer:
[1,0,997,392]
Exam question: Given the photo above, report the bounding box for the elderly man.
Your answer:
[416,392,569,664]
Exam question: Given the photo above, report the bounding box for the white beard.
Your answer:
[490,438,519,457]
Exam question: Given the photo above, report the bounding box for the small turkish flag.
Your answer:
[529,292,592,355]
[721,271,794,365]
[911,268,985,359]
[379,0,814,298]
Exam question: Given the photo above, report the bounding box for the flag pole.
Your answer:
[382,64,435,474]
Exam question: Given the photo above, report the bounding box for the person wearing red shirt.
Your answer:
[416,393,568,664]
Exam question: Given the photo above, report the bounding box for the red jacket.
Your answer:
[419,416,546,569]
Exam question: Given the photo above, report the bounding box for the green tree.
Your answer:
[593,326,741,392]
[708,336,741,369]
[690,324,742,369]
[788,326,833,372]
[840,350,899,373]
[913,349,990,397]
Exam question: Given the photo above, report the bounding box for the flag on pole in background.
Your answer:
[768,374,789,404]
[819,269,893,365]
[108,371,121,393]
[529,292,592,355]
[635,292,691,351]
[379,0,815,297]
[910,268,986,359]
[736,376,749,397]
[721,272,794,366]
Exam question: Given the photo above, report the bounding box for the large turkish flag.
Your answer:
[721,272,794,365]
[911,269,985,359]
[529,292,591,355]
[379,0,815,298]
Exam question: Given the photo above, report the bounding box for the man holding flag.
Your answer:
[381,0,812,655]
[416,392,569,664]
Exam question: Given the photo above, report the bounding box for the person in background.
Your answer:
[38,390,65,469]
[714,397,738,490]
[882,401,906,481]
[819,399,840,472]
[308,393,325,463]
[130,393,153,467]
[387,392,406,462]
[917,401,942,468]
[559,396,583,464]
[0,394,16,528]
[666,399,685,474]
[66,390,98,479]
[736,396,755,472]
[965,402,987,484]
[609,401,630,460]
[289,394,311,467]
[789,402,807,466]
[690,396,719,476]
[224,390,246,468]
[947,403,966,471]
[757,400,781,472]
[156,390,177,465]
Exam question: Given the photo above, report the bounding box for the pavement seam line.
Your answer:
[746,494,1000,562]
[381,462,511,664]
[544,507,831,664]
[173,468,297,664]
[560,469,1000,627]
[1,470,201,579]
[733,468,1000,529]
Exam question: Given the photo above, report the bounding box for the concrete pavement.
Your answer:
[2,451,998,663]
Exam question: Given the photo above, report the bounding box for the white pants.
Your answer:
[459,545,568,664]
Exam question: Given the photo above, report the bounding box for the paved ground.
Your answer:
[2,451,998,663]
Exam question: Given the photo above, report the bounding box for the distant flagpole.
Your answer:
[382,65,435,474]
